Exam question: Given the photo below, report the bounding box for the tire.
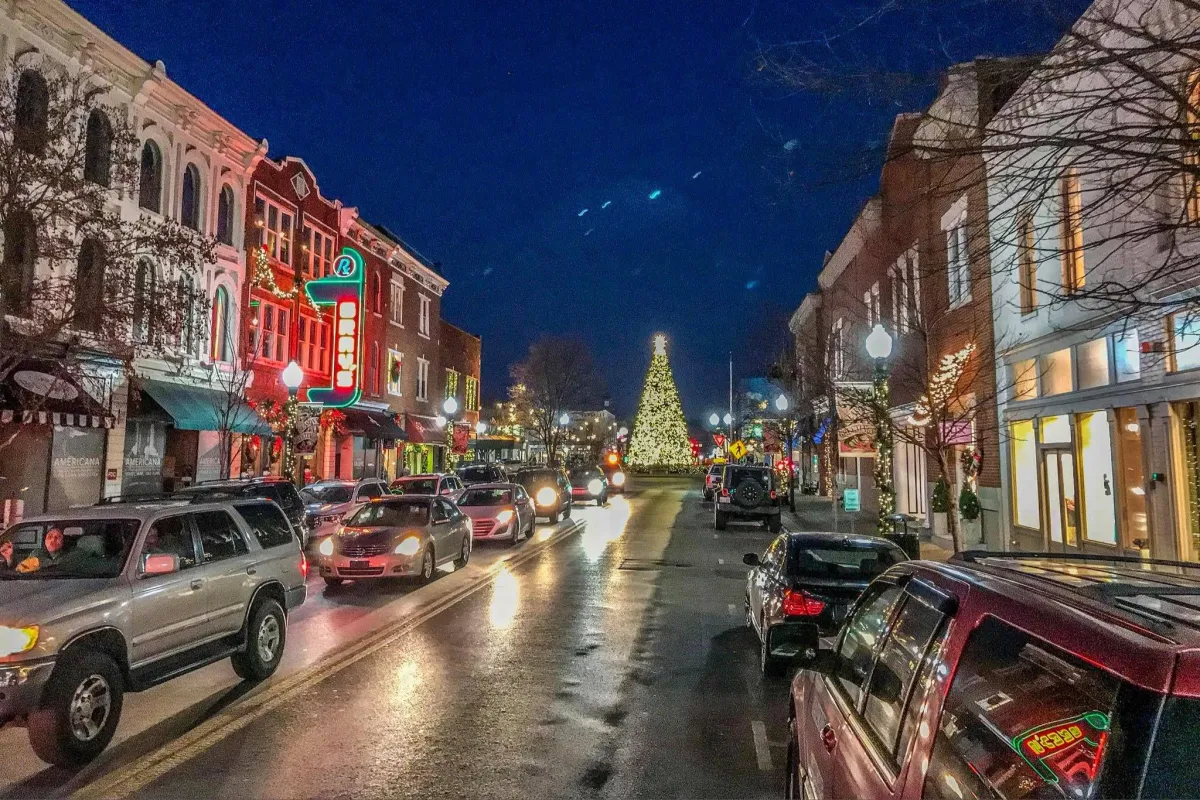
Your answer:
[323,577,344,588]
[231,598,286,682]
[715,510,728,531]
[548,510,559,524]
[703,490,713,501]
[733,480,765,509]
[416,546,435,584]
[785,715,804,799]
[28,650,124,768]
[596,493,605,507]
[761,621,785,677]
[563,505,572,519]
[510,521,521,546]
[454,533,472,567]
[768,516,782,533]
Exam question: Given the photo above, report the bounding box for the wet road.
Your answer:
[3,477,793,799]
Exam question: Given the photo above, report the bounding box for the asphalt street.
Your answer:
[2,477,793,799]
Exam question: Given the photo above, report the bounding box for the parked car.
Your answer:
[742,532,907,675]
[457,463,508,487]
[314,495,470,587]
[456,483,535,544]
[568,465,609,506]
[600,460,627,494]
[0,498,307,767]
[704,463,723,501]
[715,465,781,531]
[300,478,390,538]
[174,476,309,547]
[785,552,1200,800]
[391,473,464,501]
[514,468,573,523]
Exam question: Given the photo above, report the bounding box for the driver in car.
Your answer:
[1,528,105,574]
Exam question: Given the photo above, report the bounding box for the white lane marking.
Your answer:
[751,720,773,771]
[718,558,725,565]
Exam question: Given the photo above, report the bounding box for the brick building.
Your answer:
[438,322,483,464]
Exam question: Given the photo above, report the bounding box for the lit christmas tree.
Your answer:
[627,335,694,468]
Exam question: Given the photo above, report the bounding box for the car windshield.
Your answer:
[569,468,598,480]
[787,541,906,580]
[458,488,513,506]
[459,467,494,482]
[727,468,771,489]
[395,478,439,495]
[347,501,430,528]
[301,484,353,504]
[0,519,140,579]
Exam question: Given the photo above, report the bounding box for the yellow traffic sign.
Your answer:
[729,440,747,460]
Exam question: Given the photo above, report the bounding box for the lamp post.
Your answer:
[442,396,459,470]
[475,420,487,461]
[774,394,798,513]
[864,324,895,535]
[280,360,304,485]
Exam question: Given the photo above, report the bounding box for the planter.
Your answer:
[932,512,948,542]
[961,516,982,547]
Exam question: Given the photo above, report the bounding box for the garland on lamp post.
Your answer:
[872,366,896,535]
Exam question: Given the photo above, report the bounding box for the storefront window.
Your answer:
[1077,412,1116,544]
[1114,332,1140,383]
[1114,408,1147,550]
[1041,348,1073,396]
[1012,359,1038,401]
[1176,402,1200,560]
[1011,420,1040,529]
[1076,339,1109,390]
[1040,415,1071,444]
[1170,313,1200,373]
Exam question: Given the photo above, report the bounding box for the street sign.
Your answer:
[842,489,860,512]
[729,440,747,460]
[713,434,726,447]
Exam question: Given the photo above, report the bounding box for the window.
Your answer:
[889,248,920,333]
[180,164,201,231]
[216,185,235,246]
[833,582,905,709]
[254,195,293,263]
[863,282,880,327]
[390,280,404,325]
[465,376,479,411]
[210,285,233,361]
[1115,331,1141,382]
[14,70,48,153]
[139,141,163,213]
[1018,215,1037,314]
[250,301,290,364]
[305,226,334,278]
[830,317,845,377]
[923,617,1121,800]
[417,357,429,401]
[1041,347,1073,396]
[2,212,37,316]
[370,342,381,395]
[142,515,198,571]
[193,510,249,563]
[298,315,330,373]
[418,294,431,336]
[1060,170,1085,292]
[371,272,382,314]
[1115,408,1148,550]
[132,259,156,343]
[445,368,459,400]
[387,349,403,396]
[1170,312,1200,372]
[1012,358,1038,401]
[1076,338,1109,390]
[1011,420,1040,529]
[178,276,198,356]
[1077,411,1117,544]
[72,238,105,332]
[235,503,295,549]
[84,109,112,187]
[946,212,970,307]
[358,482,385,500]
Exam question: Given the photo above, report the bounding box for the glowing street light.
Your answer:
[864,323,896,535]
[475,421,488,435]
[280,361,304,485]
[709,412,720,426]
[443,396,459,415]
[865,323,894,361]
[435,414,448,428]
[722,413,732,426]
[559,412,570,426]
[774,395,788,412]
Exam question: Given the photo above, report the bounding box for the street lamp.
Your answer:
[441,397,461,470]
[722,412,732,426]
[559,412,570,426]
[774,395,788,412]
[774,393,797,512]
[280,360,304,485]
[865,324,896,535]
[709,412,720,426]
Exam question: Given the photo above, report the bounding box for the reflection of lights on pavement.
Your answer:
[390,659,422,702]
[535,526,554,542]
[580,496,631,563]
[489,567,519,629]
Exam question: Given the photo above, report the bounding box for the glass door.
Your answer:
[1043,450,1079,550]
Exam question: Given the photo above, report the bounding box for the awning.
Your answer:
[405,414,444,445]
[0,360,115,429]
[342,407,407,441]
[138,379,271,435]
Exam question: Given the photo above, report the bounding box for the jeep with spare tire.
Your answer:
[0,496,307,767]
[715,465,782,532]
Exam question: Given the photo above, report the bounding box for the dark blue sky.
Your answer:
[70,0,1080,418]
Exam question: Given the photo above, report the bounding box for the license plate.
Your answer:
[349,560,370,569]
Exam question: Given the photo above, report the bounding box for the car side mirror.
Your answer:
[142,553,178,577]
[743,553,760,567]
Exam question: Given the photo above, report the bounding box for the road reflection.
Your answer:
[579,496,631,562]
[489,567,520,629]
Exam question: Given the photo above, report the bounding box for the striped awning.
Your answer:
[0,360,116,429]
[0,409,114,428]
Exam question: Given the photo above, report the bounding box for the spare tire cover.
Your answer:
[734,480,764,508]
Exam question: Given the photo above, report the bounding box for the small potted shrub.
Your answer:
[958,483,983,546]
[930,478,951,541]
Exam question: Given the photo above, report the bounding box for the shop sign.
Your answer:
[1012,711,1109,784]
[452,423,470,454]
[294,409,321,455]
[843,488,861,512]
[940,420,973,445]
[305,247,365,408]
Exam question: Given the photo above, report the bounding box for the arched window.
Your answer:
[210,285,232,362]
[83,110,112,186]
[1,212,37,316]
[75,238,105,331]
[132,259,156,343]
[138,141,163,213]
[14,70,48,153]
[216,185,234,245]
[180,164,201,230]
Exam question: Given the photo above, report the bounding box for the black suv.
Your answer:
[173,477,309,547]
[715,465,781,532]
[457,463,508,486]
[514,468,573,523]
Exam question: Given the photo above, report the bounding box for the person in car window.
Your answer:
[11,528,93,574]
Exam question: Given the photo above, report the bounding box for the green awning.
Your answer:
[139,379,272,435]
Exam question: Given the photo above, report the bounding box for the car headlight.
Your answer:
[536,487,557,506]
[496,509,514,524]
[587,478,604,495]
[0,625,38,658]
[611,471,625,486]
[394,537,421,556]
[317,538,334,557]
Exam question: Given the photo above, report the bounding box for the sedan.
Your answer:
[456,483,535,544]
[568,465,608,506]
[314,496,471,587]
[391,473,463,501]
[743,532,907,674]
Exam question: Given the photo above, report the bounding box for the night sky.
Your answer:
[68,0,1085,419]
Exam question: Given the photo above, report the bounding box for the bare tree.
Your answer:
[509,337,606,467]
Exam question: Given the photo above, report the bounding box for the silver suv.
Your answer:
[0,497,308,767]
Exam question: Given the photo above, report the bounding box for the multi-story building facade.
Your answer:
[438,321,482,465]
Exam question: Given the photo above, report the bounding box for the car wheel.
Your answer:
[454,533,471,568]
[745,597,754,630]
[416,546,435,584]
[510,522,521,546]
[596,493,605,507]
[231,598,287,682]
[563,505,572,519]
[548,510,559,524]
[785,716,804,799]
[761,620,785,677]
[715,510,728,530]
[28,650,124,768]
[768,516,782,533]
[323,577,344,588]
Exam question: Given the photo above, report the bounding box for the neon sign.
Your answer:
[1011,711,1109,784]
[304,246,365,408]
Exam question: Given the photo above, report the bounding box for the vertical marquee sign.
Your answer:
[304,246,365,407]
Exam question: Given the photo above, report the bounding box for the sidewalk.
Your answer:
[783,494,954,562]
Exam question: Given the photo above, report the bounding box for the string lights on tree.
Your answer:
[627,335,694,469]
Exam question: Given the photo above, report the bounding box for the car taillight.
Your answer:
[300,553,309,578]
[782,589,825,617]
[720,487,730,497]
[769,490,777,500]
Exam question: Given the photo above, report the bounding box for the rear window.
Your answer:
[788,541,906,580]
[460,466,496,481]
[569,468,599,480]
[459,488,513,506]
[726,467,772,489]
[235,503,296,549]
[251,483,303,513]
[395,478,439,495]
[516,470,556,487]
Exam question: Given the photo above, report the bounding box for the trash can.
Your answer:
[885,514,921,560]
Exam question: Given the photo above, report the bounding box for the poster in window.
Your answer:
[122,420,165,497]
[49,426,104,510]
